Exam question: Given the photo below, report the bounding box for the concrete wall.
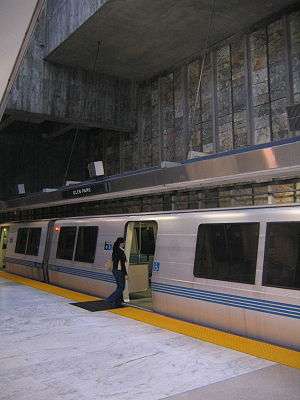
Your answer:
[3,5,137,197]
[4,4,300,188]
[7,7,136,131]
[0,0,44,120]
[46,0,110,55]
[129,9,300,170]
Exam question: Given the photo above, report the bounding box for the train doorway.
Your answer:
[124,221,157,310]
[0,226,9,269]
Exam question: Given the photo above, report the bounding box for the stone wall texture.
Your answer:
[5,6,300,183]
[127,10,300,172]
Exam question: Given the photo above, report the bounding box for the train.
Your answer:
[3,204,300,350]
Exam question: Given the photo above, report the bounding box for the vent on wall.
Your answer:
[287,104,300,131]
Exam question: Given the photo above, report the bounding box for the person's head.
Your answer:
[114,237,125,251]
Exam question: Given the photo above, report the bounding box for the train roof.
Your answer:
[6,203,300,225]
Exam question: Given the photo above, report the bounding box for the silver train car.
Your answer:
[5,204,300,350]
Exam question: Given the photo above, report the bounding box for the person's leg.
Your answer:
[105,270,119,305]
[114,271,125,306]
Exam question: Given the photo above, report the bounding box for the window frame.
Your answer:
[15,227,29,254]
[56,226,78,261]
[55,225,99,263]
[74,226,99,264]
[193,222,260,285]
[25,227,42,256]
[15,227,42,256]
[262,221,300,291]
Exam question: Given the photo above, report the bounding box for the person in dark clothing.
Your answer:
[105,237,127,307]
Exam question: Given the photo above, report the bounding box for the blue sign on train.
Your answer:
[104,241,112,251]
[152,261,160,272]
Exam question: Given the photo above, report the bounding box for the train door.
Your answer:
[124,221,157,310]
[41,221,55,282]
[0,226,9,269]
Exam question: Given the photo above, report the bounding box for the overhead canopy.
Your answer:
[47,0,297,80]
[2,136,300,211]
[0,0,44,121]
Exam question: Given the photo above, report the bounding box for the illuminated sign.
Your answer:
[72,187,92,196]
[62,183,107,199]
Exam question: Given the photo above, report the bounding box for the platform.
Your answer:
[1,272,300,400]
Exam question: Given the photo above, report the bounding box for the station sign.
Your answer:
[62,182,107,199]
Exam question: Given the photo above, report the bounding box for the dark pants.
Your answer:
[106,270,126,306]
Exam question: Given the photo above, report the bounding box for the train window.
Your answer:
[26,228,42,256]
[56,227,77,260]
[194,223,259,284]
[139,227,156,255]
[263,222,300,290]
[15,228,29,254]
[74,226,98,263]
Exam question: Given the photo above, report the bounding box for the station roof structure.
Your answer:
[46,0,298,80]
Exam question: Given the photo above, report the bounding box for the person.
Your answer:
[105,237,127,307]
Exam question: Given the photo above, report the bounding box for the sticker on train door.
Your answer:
[104,241,112,251]
[153,261,160,272]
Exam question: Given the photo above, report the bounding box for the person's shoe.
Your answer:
[103,299,115,307]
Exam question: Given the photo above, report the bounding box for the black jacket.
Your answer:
[112,247,127,275]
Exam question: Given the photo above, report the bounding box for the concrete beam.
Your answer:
[0,115,14,131]
[46,0,110,55]
[6,109,133,133]
[46,0,298,80]
[43,124,76,139]
[10,112,45,125]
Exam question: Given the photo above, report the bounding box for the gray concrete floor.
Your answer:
[0,277,299,400]
[166,365,300,400]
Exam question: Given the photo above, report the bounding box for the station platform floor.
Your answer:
[0,271,300,400]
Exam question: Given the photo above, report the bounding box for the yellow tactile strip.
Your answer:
[110,307,300,369]
[1,270,299,369]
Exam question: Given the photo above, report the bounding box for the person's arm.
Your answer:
[120,251,127,275]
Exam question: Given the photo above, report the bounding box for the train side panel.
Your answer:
[3,206,300,350]
[47,217,126,298]
[152,208,300,350]
[5,221,49,281]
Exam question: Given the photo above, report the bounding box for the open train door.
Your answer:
[124,221,157,309]
[0,226,9,269]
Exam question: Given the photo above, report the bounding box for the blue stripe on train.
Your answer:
[151,282,300,320]
[5,256,42,269]
[6,257,300,319]
[5,257,114,283]
[152,282,300,311]
[48,264,114,283]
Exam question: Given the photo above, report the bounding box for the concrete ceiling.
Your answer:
[46,0,298,81]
